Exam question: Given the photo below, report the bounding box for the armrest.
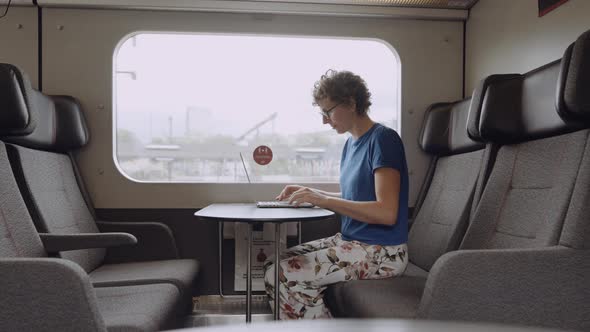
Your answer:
[418,247,590,331]
[0,258,106,331]
[97,221,179,263]
[40,232,137,253]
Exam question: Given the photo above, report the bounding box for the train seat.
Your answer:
[328,29,590,331]
[326,97,487,318]
[0,63,199,310]
[0,135,180,330]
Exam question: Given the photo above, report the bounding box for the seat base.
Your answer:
[96,284,180,332]
[90,259,199,307]
[325,274,427,318]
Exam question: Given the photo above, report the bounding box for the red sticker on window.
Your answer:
[253,145,273,165]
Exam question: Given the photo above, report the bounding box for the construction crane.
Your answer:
[235,112,277,142]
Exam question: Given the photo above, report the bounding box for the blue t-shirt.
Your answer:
[339,123,409,246]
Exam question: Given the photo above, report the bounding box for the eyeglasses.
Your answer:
[318,103,341,119]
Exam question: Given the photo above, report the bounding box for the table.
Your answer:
[171,318,564,332]
[195,203,335,322]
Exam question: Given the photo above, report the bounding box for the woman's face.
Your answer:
[317,98,355,134]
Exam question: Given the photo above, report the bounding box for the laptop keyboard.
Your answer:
[256,201,314,208]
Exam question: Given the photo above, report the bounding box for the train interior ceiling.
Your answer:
[1,0,589,331]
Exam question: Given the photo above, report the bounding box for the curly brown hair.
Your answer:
[312,69,372,116]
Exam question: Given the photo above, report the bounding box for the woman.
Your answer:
[264,69,409,319]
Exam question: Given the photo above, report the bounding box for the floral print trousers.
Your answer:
[263,233,408,320]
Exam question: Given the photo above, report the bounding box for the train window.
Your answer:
[113,33,400,183]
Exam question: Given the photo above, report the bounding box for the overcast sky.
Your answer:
[115,33,400,142]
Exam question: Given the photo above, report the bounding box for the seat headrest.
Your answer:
[52,96,90,151]
[0,64,37,136]
[467,60,585,145]
[0,64,89,152]
[557,29,590,122]
[419,99,484,156]
[466,73,521,142]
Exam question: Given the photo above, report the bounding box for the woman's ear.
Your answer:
[349,98,357,114]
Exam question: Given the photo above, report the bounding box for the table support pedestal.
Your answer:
[246,223,252,323]
[274,224,281,320]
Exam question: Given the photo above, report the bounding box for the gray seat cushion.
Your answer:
[326,263,427,318]
[326,273,426,319]
[95,284,179,332]
[90,259,199,303]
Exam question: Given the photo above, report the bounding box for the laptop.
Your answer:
[240,153,314,209]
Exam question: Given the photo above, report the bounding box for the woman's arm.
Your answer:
[276,185,341,200]
[289,167,400,226]
[312,189,342,198]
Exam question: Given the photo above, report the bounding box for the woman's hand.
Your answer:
[287,187,329,207]
[276,185,305,201]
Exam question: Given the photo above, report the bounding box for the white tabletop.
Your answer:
[195,203,334,222]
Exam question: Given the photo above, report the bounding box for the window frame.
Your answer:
[112,31,402,184]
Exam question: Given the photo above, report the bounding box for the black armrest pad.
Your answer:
[97,221,179,262]
[40,232,137,253]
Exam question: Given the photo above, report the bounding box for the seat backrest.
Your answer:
[0,144,48,259]
[408,99,485,271]
[555,30,590,250]
[0,65,47,259]
[0,63,104,272]
[461,38,590,250]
